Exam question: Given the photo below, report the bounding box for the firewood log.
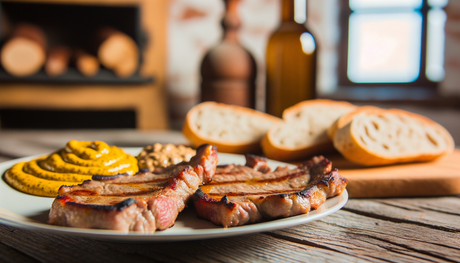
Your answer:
[45,46,70,76]
[1,23,46,76]
[95,27,139,78]
[74,49,99,77]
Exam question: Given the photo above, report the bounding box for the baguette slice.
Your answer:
[261,99,356,161]
[328,105,379,140]
[333,107,455,166]
[183,102,282,154]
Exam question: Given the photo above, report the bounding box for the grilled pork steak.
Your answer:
[48,144,218,233]
[193,155,348,227]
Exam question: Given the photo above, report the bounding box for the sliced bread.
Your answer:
[332,107,455,166]
[182,102,283,154]
[327,105,380,140]
[261,99,356,161]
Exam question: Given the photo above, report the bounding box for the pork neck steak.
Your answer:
[48,144,218,233]
[193,155,348,227]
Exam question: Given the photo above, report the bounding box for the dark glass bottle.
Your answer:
[200,0,257,108]
[265,0,317,117]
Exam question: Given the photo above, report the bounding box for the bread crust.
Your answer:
[261,132,336,161]
[261,99,355,161]
[333,107,455,166]
[283,99,355,120]
[182,102,282,154]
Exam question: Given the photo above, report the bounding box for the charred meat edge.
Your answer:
[193,155,348,227]
[48,144,218,232]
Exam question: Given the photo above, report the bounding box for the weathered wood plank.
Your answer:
[270,210,460,263]
[0,239,39,263]
[344,198,460,232]
[375,196,460,216]
[2,198,460,262]
[0,224,366,263]
[1,205,459,262]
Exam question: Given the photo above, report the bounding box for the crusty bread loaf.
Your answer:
[332,107,455,166]
[261,99,356,161]
[182,102,283,154]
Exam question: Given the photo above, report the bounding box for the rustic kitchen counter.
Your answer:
[0,130,459,263]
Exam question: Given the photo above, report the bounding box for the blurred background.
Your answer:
[0,0,458,141]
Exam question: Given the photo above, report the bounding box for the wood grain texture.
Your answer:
[271,209,460,263]
[1,198,459,262]
[0,224,367,263]
[344,197,460,232]
[0,240,39,263]
[330,150,460,198]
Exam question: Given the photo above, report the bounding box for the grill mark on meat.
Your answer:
[59,180,168,196]
[207,189,305,196]
[107,178,170,184]
[213,170,248,176]
[56,195,137,212]
[194,190,236,210]
[92,173,130,181]
[206,170,307,185]
[202,171,310,196]
[48,144,218,233]
[193,155,348,228]
[67,189,162,197]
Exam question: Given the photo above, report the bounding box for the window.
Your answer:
[339,0,448,86]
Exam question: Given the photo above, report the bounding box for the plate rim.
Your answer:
[0,148,348,242]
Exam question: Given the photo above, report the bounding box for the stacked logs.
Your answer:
[1,24,46,77]
[95,27,139,78]
[0,23,139,78]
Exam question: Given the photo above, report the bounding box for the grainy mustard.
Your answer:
[137,143,195,170]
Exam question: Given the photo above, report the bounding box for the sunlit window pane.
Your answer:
[347,12,423,83]
[426,9,447,82]
[427,0,449,8]
[350,0,423,11]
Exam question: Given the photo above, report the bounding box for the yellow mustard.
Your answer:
[4,140,139,197]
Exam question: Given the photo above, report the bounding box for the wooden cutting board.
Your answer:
[327,149,460,198]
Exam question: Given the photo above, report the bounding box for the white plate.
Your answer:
[0,148,348,242]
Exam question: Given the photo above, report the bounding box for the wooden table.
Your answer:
[0,130,459,263]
